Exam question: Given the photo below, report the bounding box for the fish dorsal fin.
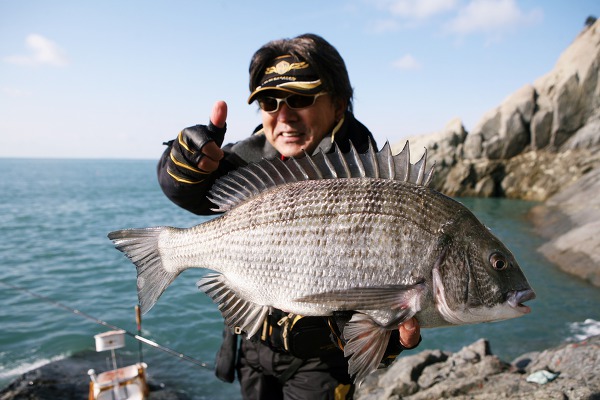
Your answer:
[208,140,435,212]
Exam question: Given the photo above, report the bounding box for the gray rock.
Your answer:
[463,132,483,160]
[562,114,600,150]
[461,84,535,160]
[530,107,553,150]
[355,335,600,400]
[552,73,584,147]
[356,350,449,399]
[474,176,496,197]
[529,166,600,286]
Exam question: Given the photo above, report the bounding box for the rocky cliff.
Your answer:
[397,18,600,287]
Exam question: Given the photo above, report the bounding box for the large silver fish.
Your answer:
[108,142,535,382]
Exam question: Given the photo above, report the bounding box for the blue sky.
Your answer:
[0,1,597,159]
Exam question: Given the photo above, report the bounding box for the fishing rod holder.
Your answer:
[88,330,149,400]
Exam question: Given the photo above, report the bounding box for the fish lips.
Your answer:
[507,288,536,314]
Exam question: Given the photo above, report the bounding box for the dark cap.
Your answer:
[247,54,323,104]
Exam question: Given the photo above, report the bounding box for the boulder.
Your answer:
[528,166,600,286]
[530,106,553,150]
[562,113,600,150]
[355,335,600,400]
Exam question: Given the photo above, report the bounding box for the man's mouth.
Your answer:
[280,132,302,137]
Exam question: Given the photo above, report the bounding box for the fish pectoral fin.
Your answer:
[197,273,268,338]
[343,313,392,383]
[296,282,426,312]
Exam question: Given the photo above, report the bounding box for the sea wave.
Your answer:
[567,319,600,342]
[0,353,68,381]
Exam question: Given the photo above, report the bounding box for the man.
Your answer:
[157,33,421,399]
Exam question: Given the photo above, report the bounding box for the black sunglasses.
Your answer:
[257,92,327,113]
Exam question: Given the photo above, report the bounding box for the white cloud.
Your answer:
[392,54,422,70]
[382,0,458,19]
[444,0,543,36]
[4,34,69,67]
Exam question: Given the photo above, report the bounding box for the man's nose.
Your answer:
[277,103,298,121]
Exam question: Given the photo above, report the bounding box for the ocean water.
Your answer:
[1,158,599,399]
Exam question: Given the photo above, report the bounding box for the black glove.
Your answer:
[167,122,226,183]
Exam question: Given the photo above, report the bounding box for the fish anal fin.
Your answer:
[197,273,268,338]
[343,314,392,383]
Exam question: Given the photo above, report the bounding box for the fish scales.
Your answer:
[109,142,535,383]
[164,179,439,300]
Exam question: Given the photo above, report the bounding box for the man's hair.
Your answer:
[249,33,354,112]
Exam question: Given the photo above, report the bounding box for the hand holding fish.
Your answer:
[399,317,420,349]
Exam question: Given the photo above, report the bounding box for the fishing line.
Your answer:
[0,280,213,370]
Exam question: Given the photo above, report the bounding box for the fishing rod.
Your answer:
[0,280,212,370]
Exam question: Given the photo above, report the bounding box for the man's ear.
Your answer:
[334,98,347,121]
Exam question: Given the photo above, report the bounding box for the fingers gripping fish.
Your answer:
[108,142,535,382]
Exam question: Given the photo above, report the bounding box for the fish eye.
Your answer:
[489,252,508,271]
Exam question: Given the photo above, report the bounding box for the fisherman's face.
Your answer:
[260,92,345,158]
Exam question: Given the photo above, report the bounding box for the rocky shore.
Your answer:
[356,334,600,399]
[398,17,600,287]
[3,335,599,399]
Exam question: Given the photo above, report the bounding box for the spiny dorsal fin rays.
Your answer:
[288,158,312,180]
[209,140,435,212]
[378,142,395,179]
[268,157,300,183]
[296,151,324,180]
[360,141,379,179]
[328,145,352,178]
[395,141,411,182]
[313,150,338,179]
[412,151,427,185]
[346,143,366,178]
[256,159,287,185]
[423,156,435,186]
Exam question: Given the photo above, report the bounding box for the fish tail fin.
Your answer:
[108,227,176,314]
[343,314,393,383]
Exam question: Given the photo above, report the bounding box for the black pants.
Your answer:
[237,338,353,400]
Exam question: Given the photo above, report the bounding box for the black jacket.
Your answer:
[157,111,376,215]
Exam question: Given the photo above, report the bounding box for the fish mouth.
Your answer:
[507,289,536,314]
